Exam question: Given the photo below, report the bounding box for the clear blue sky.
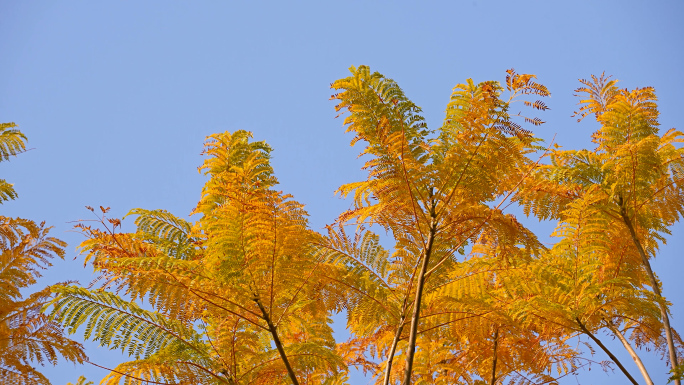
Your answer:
[2,1,683,384]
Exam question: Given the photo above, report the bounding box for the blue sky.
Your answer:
[1,1,683,384]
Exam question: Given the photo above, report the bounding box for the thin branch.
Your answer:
[575,317,638,385]
[426,137,555,276]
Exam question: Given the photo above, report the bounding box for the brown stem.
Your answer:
[620,200,680,385]
[491,327,499,385]
[383,311,408,385]
[575,318,638,385]
[402,202,437,385]
[254,297,300,385]
[604,318,653,385]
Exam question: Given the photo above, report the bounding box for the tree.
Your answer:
[329,66,556,384]
[49,131,345,384]
[0,123,86,385]
[517,74,684,383]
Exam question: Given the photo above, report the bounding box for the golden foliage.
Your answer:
[516,74,684,384]
[327,66,583,385]
[0,122,27,203]
[0,217,86,385]
[40,68,684,385]
[50,131,344,385]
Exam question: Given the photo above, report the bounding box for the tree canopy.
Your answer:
[2,67,682,385]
